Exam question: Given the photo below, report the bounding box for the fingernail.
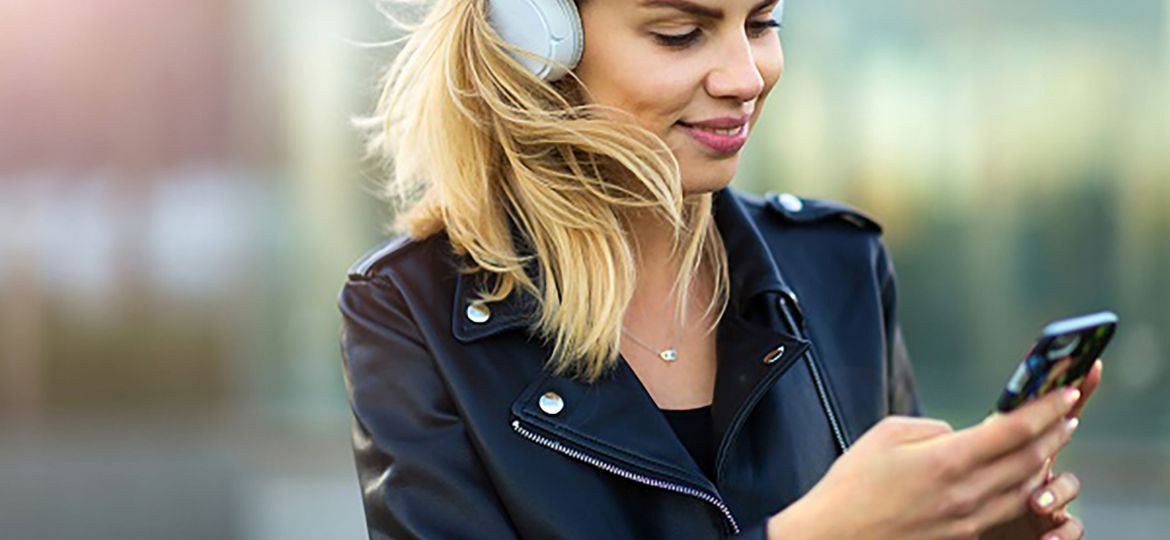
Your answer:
[1065,417,1080,433]
[1042,535,1058,540]
[1064,387,1082,405]
[1036,490,1055,508]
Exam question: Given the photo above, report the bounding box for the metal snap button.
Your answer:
[762,345,787,364]
[538,391,564,415]
[777,192,803,213]
[466,301,491,324]
[779,290,800,311]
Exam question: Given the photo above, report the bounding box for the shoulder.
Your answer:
[339,230,461,334]
[730,187,892,278]
[346,234,413,282]
[338,234,419,323]
[338,233,451,351]
[345,231,446,282]
[740,189,884,234]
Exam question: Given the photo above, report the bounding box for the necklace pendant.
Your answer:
[659,349,678,362]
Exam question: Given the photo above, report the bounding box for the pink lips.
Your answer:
[677,120,749,154]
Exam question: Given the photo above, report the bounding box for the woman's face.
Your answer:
[573,0,785,194]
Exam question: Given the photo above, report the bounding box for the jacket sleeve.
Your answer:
[338,275,521,539]
[877,239,923,417]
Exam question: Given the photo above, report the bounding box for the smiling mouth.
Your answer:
[675,122,749,154]
[677,122,746,136]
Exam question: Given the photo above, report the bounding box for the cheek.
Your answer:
[594,67,697,130]
[759,45,785,89]
[641,73,697,121]
[573,34,699,129]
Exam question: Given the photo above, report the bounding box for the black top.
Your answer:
[659,404,715,481]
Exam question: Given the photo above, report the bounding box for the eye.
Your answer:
[652,29,701,48]
[748,18,782,37]
[652,18,783,50]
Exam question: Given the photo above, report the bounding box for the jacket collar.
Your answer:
[451,186,797,343]
[714,185,795,314]
[453,186,816,494]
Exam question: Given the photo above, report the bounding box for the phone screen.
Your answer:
[995,311,1117,413]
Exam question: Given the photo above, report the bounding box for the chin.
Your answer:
[679,162,738,195]
[681,174,734,195]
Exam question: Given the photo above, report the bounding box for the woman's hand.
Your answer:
[980,358,1103,540]
[766,384,1082,540]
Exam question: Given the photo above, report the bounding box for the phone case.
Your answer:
[995,311,1117,413]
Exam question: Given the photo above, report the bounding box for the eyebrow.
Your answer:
[639,0,776,20]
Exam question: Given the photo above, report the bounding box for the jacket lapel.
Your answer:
[453,186,821,492]
[510,352,714,490]
[508,311,811,493]
[708,307,810,483]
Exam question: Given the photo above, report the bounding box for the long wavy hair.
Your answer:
[353,0,730,384]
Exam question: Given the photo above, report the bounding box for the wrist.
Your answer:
[765,512,788,540]
[766,499,819,540]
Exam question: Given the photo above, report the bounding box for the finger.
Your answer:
[1029,457,1052,495]
[1031,472,1081,516]
[1045,359,1101,467]
[1068,359,1103,420]
[1040,513,1084,540]
[946,386,1081,466]
[967,413,1078,502]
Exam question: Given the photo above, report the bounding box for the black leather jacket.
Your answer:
[337,185,922,539]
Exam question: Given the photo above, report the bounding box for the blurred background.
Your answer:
[1,0,1166,538]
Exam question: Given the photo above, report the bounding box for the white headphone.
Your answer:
[487,0,786,82]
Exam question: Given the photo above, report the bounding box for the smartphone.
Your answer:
[994,311,1118,413]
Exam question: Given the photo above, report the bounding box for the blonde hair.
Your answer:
[354,0,730,383]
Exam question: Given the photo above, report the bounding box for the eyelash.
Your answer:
[652,19,782,49]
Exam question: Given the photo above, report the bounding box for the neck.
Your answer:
[622,205,707,327]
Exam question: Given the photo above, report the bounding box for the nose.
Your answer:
[705,33,766,102]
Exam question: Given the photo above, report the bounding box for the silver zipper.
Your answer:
[510,418,741,535]
[777,291,851,455]
[804,350,851,453]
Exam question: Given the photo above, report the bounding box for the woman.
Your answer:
[338,0,1101,538]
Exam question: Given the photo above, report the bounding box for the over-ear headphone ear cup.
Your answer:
[487,0,584,82]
